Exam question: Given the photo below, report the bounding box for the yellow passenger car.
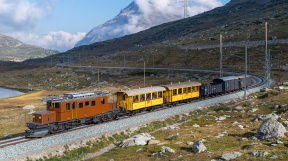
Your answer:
[117,86,166,112]
[162,82,201,104]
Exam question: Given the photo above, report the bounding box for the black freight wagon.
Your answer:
[213,76,239,92]
[237,75,252,89]
[200,83,222,98]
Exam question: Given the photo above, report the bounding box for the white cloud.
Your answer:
[0,0,41,32]
[9,31,86,51]
[0,0,84,51]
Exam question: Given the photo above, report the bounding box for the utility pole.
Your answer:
[124,54,126,67]
[153,54,154,68]
[279,52,281,84]
[180,0,191,18]
[265,22,269,88]
[98,69,100,84]
[268,49,271,87]
[248,54,250,73]
[220,34,223,77]
[244,45,247,99]
[144,61,146,88]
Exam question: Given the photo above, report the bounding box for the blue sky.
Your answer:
[0,0,230,51]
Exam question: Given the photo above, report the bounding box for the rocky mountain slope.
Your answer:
[75,1,183,47]
[0,34,59,62]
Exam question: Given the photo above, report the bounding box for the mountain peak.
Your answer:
[75,0,221,47]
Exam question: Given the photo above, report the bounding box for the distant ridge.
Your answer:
[0,34,59,62]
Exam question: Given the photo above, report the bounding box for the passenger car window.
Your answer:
[158,92,162,98]
[188,87,191,93]
[178,88,182,94]
[173,89,177,95]
[152,92,157,99]
[91,101,96,106]
[140,94,145,102]
[146,93,151,100]
[79,103,83,108]
[183,88,187,93]
[85,101,89,107]
[133,95,139,102]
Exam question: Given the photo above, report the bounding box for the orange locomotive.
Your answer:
[26,91,120,138]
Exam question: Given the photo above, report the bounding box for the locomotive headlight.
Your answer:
[39,116,42,119]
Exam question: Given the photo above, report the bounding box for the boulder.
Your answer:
[248,108,259,113]
[247,102,255,106]
[271,105,279,109]
[186,142,194,145]
[192,140,207,153]
[219,116,226,121]
[28,110,35,114]
[22,105,36,110]
[221,152,242,160]
[119,139,135,148]
[148,140,161,145]
[134,133,153,145]
[167,133,179,139]
[235,106,243,110]
[193,124,200,127]
[161,146,175,153]
[251,150,269,157]
[254,113,279,122]
[255,118,286,140]
[270,155,278,159]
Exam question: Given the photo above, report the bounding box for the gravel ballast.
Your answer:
[0,76,265,160]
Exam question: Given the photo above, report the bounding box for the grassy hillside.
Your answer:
[0,34,59,61]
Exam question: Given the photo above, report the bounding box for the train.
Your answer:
[25,75,252,138]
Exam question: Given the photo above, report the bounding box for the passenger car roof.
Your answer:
[162,82,201,90]
[118,86,166,96]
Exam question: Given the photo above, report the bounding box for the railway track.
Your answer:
[0,71,265,150]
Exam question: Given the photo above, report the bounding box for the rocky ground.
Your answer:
[29,84,288,161]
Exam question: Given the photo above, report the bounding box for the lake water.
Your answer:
[0,87,24,98]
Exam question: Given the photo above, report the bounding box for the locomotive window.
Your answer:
[188,87,191,93]
[178,88,182,94]
[72,102,75,109]
[91,101,96,106]
[66,103,70,111]
[133,95,139,103]
[101,98,105,104]
[55,103,60,108]
[183,88,187,93]
[146,93,151,100]
[140,94,145,102]
[173,89,177,95]
[85,101,89,107]
[152,92,157,99]
[123,95,126,100]
[192,87,195,92]
[158,92,162,98]
[79,103,83,108]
